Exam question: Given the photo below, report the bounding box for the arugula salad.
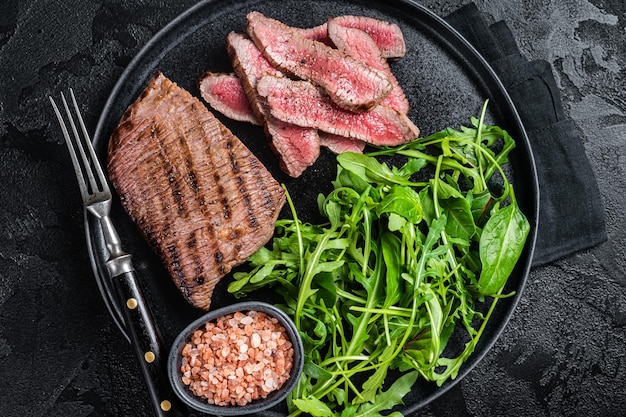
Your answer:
[229,102,531,416]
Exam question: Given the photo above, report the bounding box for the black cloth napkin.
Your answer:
[445,3,607,267]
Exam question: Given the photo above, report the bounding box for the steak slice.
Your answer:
[107,72,286,310]
[297,23,333,45]
[319,132,366,154]
[256,74,420,147]
[197,70,366,155]
[246,11,392,112]
[198,71,260,125]
[328,19,409,115]
[227,31,320,178]
[296,16,406,59]
[330,15,406,59]
[226,32,283,122]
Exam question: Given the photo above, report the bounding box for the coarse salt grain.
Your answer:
[180,310,294,407]
[250,333,261,348]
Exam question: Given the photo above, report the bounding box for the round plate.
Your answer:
[87,0,539,414]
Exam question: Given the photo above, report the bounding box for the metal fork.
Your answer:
[50,90,184,417]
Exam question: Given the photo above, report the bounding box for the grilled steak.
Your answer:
[227,31,320,178]
[256,74,420,147]
[330,15,406,59]
[107,72,286,310]
[198,71,260,125]
[246,11,392,112]
[328,19,409,114]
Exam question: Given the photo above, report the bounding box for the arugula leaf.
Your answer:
[293,396,334,416]
[337,152,423,187]
[353,371,419,417]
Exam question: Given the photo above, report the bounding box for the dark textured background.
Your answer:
[0,0,624,416]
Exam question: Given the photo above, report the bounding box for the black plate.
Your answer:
[87,0,539,414]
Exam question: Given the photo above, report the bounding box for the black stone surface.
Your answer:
[0,0,624,416]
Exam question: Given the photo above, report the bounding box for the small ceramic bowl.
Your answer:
[167,301,304,415]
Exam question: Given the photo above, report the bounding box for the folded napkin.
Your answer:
[445,3,607,267]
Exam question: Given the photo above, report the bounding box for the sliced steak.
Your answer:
[226,32,283,122]
[331,15,406,59]
[319,132,366,154]
[297,23,333,45]
[246,11,392,112]
[328,19,409,114]
[256,74,420,147]
[227,31,320,177]
[107,72,286,310]
[198,71,260,125]
[297,16,406,59]
[197,70,366,155]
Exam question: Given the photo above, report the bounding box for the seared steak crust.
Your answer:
[247,11,392,112]
[107,72,286,310]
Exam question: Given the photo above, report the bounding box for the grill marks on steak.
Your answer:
[107,72,286,310]
[227,31,320,177]
[247,11,393,112]
[257,75,420,147]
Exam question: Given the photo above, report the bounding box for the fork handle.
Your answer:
[109,256,186,417]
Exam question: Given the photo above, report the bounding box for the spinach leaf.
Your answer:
[477,191,530,295]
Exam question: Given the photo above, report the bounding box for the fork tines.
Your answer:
[50,90,110,202]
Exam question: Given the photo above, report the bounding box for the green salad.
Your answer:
[228,102,531,417]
